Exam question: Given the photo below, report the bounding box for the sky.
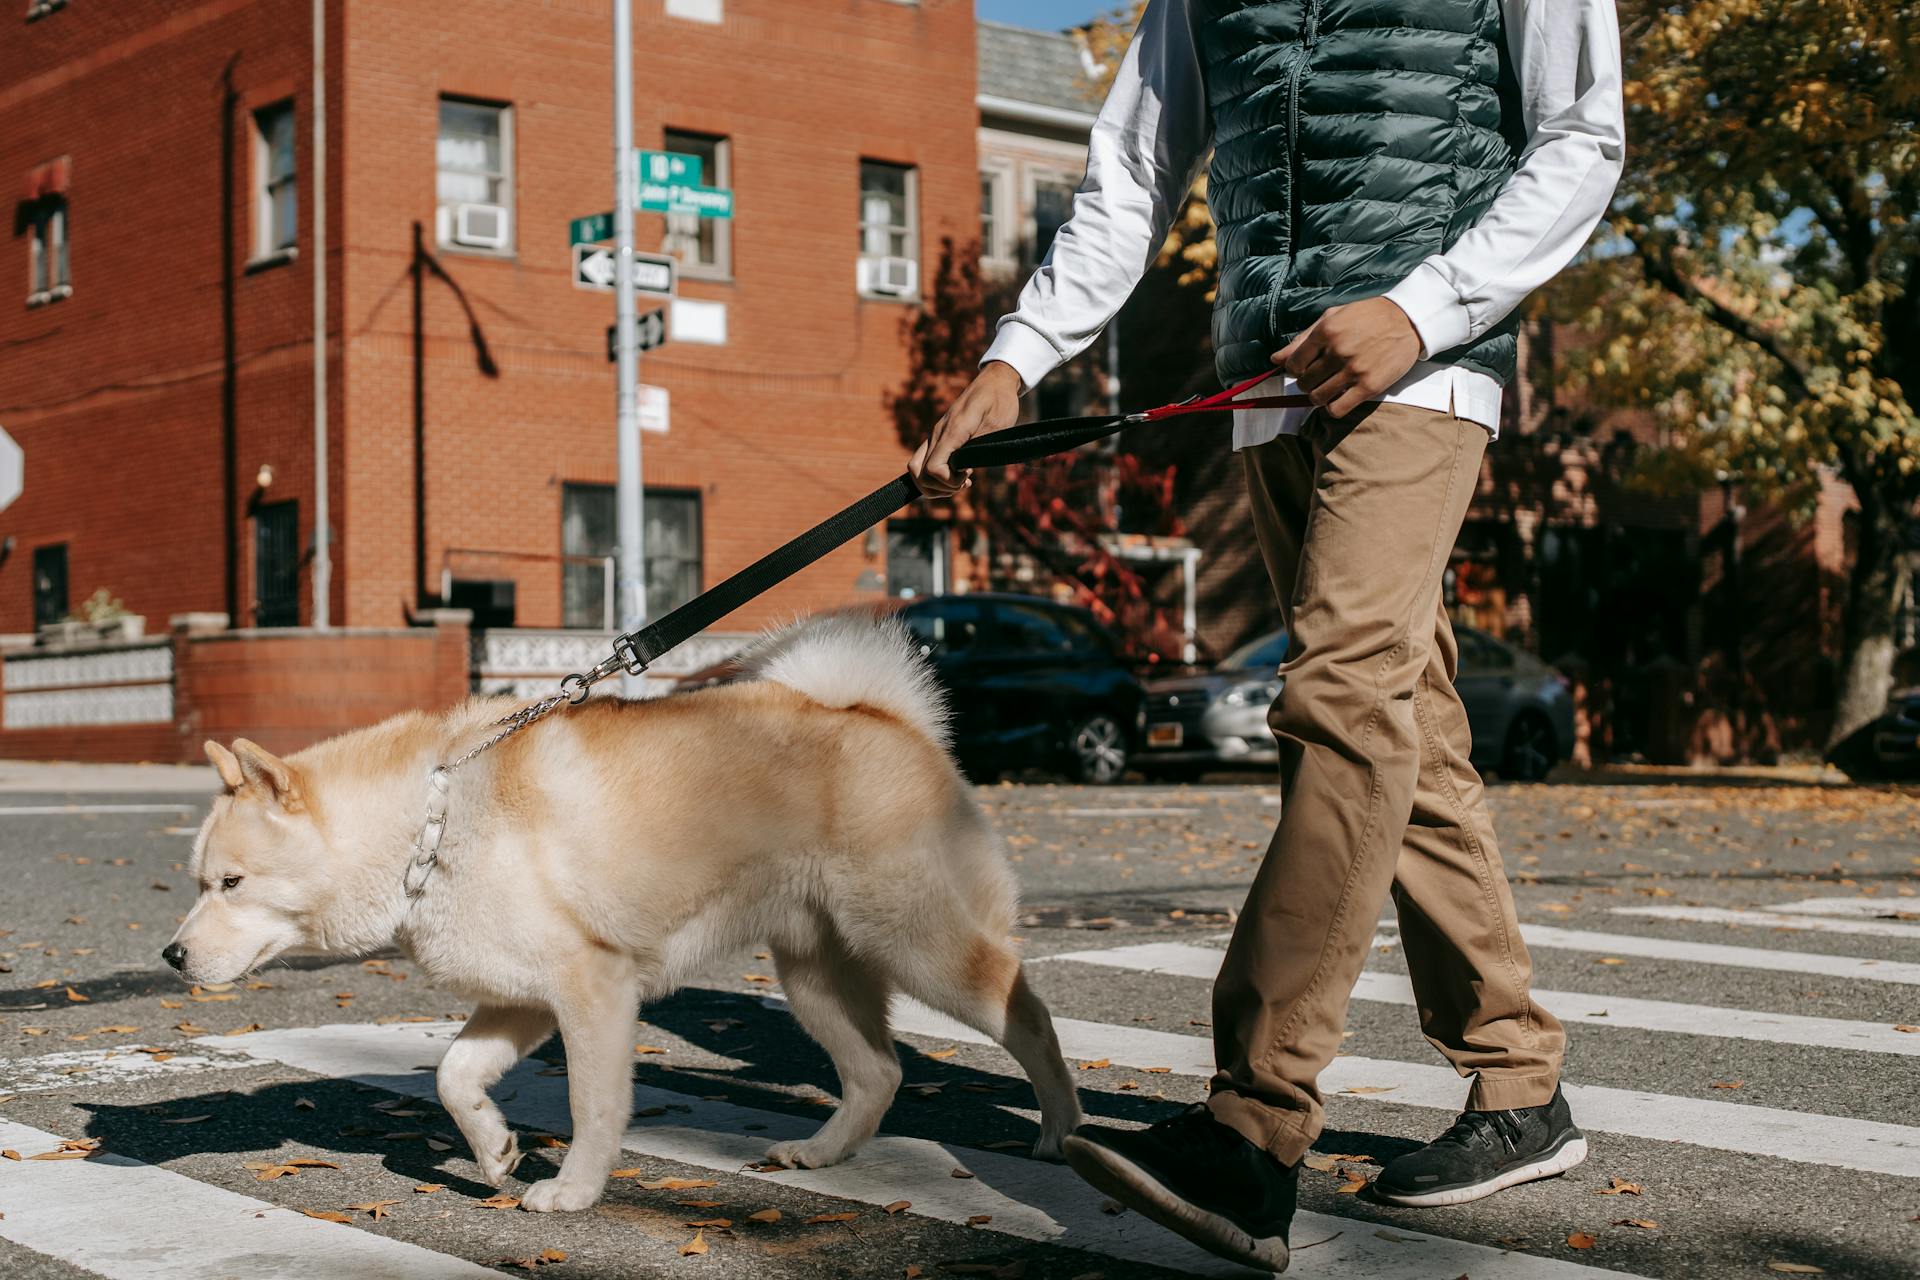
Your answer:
[976,0,1113,31]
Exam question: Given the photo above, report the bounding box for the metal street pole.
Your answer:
[612,0,647,696]
[311,0,331,628]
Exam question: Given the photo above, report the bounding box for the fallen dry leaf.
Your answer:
[680,1230,709,1256]
[1765,1265,1825,1275]
[414,1183,445,1194]
[950,1168,976,1179]
[805,1212,859,1224]
[65,987,89,1003]
[1567,1231,1597,1250]
[746,1208,782,1223]
[302,1209,354,1223]
[1893,1024,1918,1034]
[741,973,774,984]
[159,999,183,1010]
[627,1177,717,1191]
[346,1199,400,1221]
[175,1022,210,1036]
[1595,1177,1643,1196]
[1710,1080,1745,1090]
[884,1200,912,1215]
[478,1195,521,1209]
[1343,1086,1397,1095]
[677,1199,724,1209]
[925,1048,959,1060]
[0,1150,17,1161]
[634,1045,668,1055]
[1141,1066,1171,1074]
[967,1213,993,1226]
[1613,1218,1659,1230]
[906,1268,923,1279]
[1078,1059,1111,1070]
[685,1218,731,1229]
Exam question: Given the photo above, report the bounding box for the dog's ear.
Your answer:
[230,738,304,811]
[204,740,245,792]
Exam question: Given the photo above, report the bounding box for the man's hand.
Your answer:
[911,361,1024,498]
[1272,296,1424,420]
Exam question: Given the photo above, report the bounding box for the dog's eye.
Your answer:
[220,874,243,891]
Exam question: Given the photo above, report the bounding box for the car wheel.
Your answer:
[1066,713,1130,785]
[1501,711,1558,782]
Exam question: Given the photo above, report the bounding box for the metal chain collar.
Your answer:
[402,648,637,898]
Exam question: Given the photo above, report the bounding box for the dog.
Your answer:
[165,611,1083,1212]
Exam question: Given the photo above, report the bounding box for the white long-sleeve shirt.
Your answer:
[982,0,1626,446]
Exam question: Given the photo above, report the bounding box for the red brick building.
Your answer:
[1,0,977,656]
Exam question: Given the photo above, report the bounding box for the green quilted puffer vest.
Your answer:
[1195,0,1525,386]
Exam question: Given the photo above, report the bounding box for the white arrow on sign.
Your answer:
[572,244,676,295]
[0,425,20,514]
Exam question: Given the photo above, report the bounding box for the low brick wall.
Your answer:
[0,612,472,764]
[175,616,472,759]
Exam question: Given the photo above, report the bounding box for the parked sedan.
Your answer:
[1141,624,1575,782]
[676,594,1146,785]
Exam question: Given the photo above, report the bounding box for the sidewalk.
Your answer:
[0,759,217,794]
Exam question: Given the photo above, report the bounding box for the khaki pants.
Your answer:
[1205,401,1565,1166]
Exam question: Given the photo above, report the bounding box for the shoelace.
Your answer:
[1437,1108,1528,1155]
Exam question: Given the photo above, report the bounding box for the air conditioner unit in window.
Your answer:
[859,255,917,298]
[451,203,511,250]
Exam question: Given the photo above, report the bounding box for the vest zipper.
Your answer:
[1282,0,1319,322]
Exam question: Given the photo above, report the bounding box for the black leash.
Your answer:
[554,369,1313,699]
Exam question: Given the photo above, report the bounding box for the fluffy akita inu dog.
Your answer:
[166,613,1082,1212]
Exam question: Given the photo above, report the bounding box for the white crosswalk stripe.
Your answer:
[1043,940,1920,1056]
[205,1022,1639,1280]
[1497,921,1920,985]
[1610,904,1920,939]
[0,1119,499,1279]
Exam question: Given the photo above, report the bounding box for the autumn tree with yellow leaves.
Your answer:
[1082,0,1919,743]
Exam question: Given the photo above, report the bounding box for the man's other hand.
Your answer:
[1272,297,1424,420]
[911,361,1024,498]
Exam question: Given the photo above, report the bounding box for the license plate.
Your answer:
[1148,724,1183,748]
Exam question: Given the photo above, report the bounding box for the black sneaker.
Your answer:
[1062,1104,1297,1272]
[1372,1085,1587,1207]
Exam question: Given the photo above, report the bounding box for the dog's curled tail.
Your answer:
[740,610,951,748]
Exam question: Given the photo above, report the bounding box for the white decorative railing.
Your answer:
[470,629,751,699]
[2,641,174,729]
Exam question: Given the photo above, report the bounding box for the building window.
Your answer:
[979,169,1010,266]
[1031,175,1075,265]
[27,195,68,305]
[661,130,731,280]
[561,486,703,629]
[31,544,67,629]
[887,520,947,598]
[645,490,702,622]
[254,500,300,627]
[857,160,918,299]
[253,101,297,259]
[561,483,616,630]
[437,98,514,253]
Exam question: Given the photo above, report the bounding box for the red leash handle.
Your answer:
[1136,368,1316,421]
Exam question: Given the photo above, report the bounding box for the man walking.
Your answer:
[912,0,1625,1270]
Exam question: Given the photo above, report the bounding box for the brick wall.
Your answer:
[1,0,978,640]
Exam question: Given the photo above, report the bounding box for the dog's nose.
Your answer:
[161,942,187,971]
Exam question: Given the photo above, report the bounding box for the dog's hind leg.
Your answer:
[520,960,643,1213]
[438,1003,556,1189]
[905,939,1083,1160]
[764,936,900,1170]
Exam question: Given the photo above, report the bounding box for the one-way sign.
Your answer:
[572,245,676,295]
[606,310,668,361]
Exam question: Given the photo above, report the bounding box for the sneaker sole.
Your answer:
[1062,1134,1291,1273]
[1371,1132,1589,1208]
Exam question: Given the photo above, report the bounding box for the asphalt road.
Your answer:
[1,765,1916,1279]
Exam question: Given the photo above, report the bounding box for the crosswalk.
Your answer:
[3,895,1917,1279]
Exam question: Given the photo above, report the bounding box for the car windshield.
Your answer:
[1222,631,1288,672]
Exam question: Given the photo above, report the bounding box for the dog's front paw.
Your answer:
[475,1134,526,1188]
[519,1177,601,1213]
[763,1138,852,1170]
[1032,1133,1068,1162]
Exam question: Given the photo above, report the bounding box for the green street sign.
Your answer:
[569,211,614,246]
[637,150,704,185]
[637,181,734,219]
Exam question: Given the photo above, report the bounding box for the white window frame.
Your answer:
[27,196,68,306]
[252,100,298,263]
[857,159,919,301]
[661,129,732,282]
[436,96,515,257]
[979,163,1015,270]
